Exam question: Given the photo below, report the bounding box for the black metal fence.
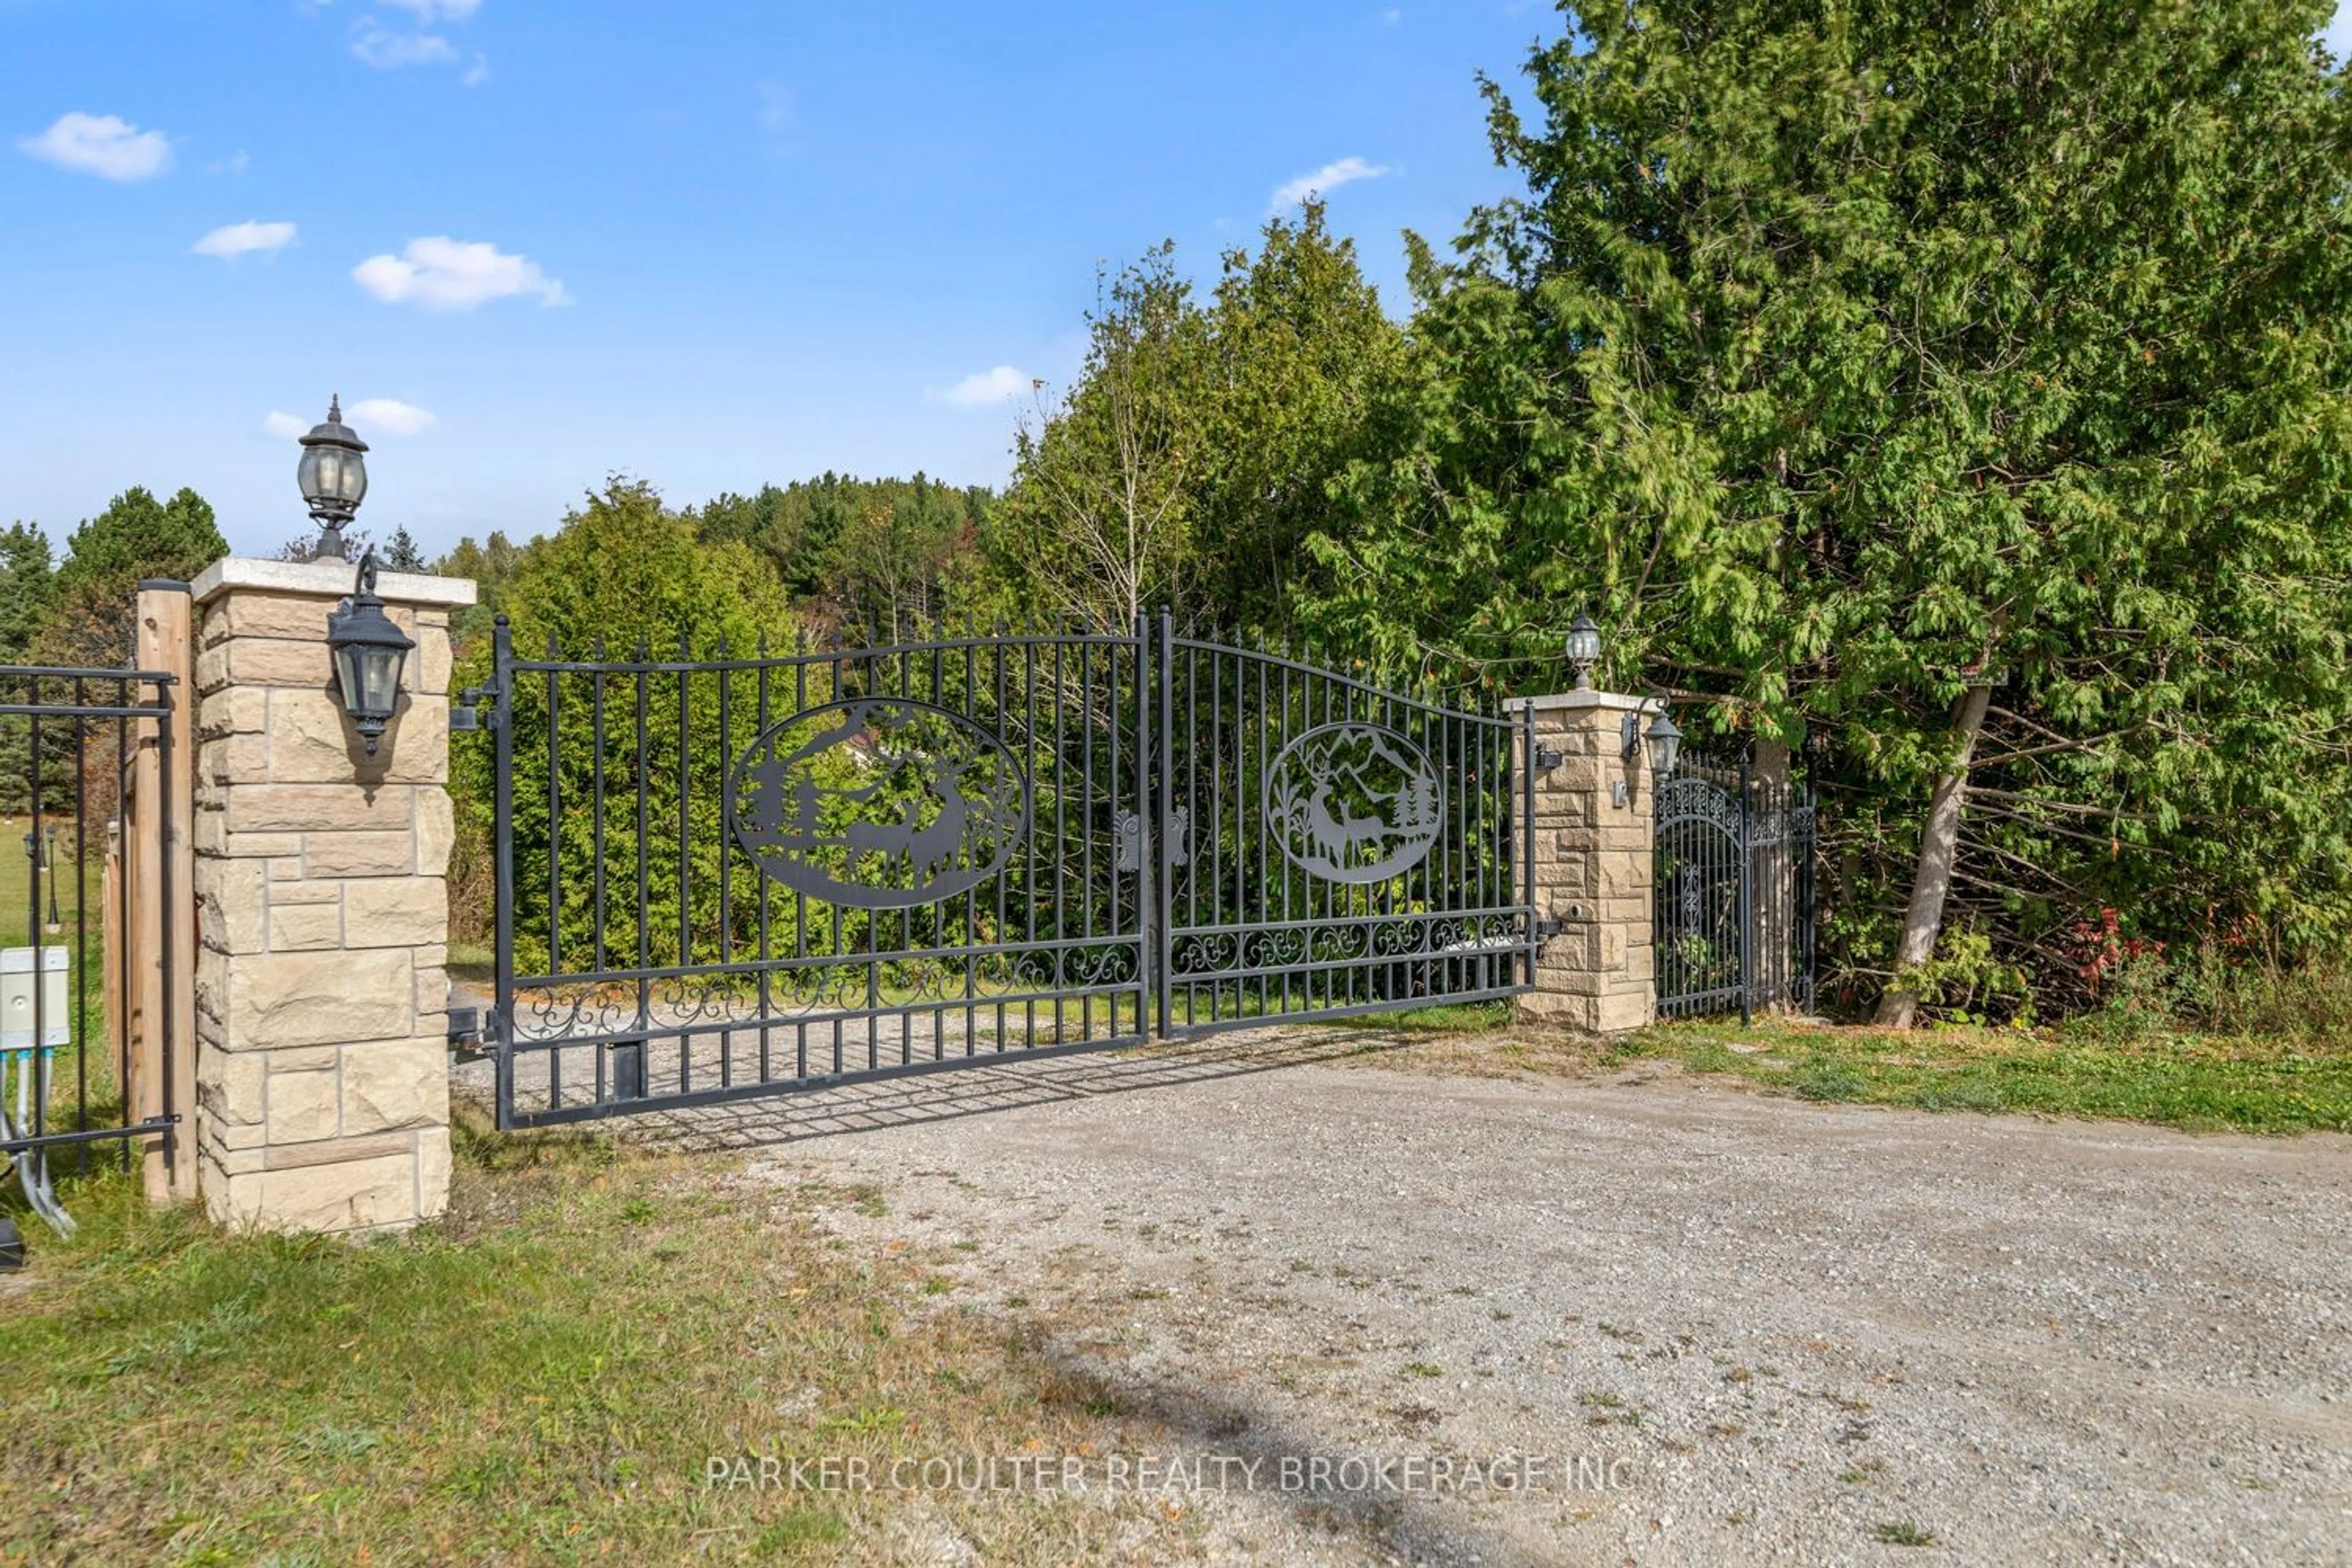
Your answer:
[1654,753,1817,1019]
[0,666,179,1233]
[475,616,1534,1126]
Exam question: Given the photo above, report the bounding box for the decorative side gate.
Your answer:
[473,616,1533,1127]
[1653,755,1816,1019]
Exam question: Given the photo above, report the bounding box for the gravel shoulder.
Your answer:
[498,1028,2352,1566]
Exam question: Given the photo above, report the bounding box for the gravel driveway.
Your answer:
[502,1028,2352,1566]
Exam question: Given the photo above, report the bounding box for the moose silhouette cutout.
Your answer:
[731,698,1026,908]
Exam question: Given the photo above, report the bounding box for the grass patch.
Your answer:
[1610,1018,2352,1135]
[0,1119,1171,1565]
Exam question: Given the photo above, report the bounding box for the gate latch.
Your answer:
[1533,915,1564,941]
[1534,744,1566,771]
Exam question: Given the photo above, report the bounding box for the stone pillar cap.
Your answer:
[1502,690,1651,714]
[190,556,478,609]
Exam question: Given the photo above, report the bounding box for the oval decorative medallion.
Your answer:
[1262,722,1444,883]
[729,697,1029,908]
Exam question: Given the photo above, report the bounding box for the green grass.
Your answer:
[0,816,89,946]
[0,1117,1174,1566]
[1612,1017,2352,1135]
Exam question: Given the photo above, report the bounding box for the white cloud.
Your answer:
[192,220,297,259]
[461,54,491,87]
[353,30,459,68]
[352,236,570,310]
[1270,155,1390,210]
[348,398,437,435]
[265,401,435,440]
[380,0,483,19]
[928,366,1033,408]
[17,112,172,181]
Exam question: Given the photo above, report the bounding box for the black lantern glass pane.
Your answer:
[360,647,404,712]
[333,643,369,710]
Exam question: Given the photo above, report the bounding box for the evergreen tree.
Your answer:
[38,487,227,668]
[1305,0,2352,1012]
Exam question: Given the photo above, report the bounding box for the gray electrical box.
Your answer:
[1,946,69,1052]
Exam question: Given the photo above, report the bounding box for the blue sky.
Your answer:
[2,0,1564,559]
[6,1,2350,562]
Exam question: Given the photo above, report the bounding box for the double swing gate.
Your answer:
[474,616,1536,1126]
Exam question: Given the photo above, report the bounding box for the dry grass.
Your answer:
[0,1109,1194,1565]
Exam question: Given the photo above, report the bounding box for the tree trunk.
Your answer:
[1874,682,1994,1028]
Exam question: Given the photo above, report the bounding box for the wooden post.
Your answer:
[132,582,196,1201]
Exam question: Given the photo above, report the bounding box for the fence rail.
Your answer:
[1,664,181,1233]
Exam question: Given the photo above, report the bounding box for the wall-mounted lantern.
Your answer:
[325,548,413,755]
[1565,613,1602,691]
[296,395,370,562]
[1622,689,1682,779]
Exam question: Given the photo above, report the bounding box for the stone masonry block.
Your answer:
[198,1049,265,1127]
[228,638,331,689]
[268,900,343,952]
[265,1129,415,1171]
[268,688,447,785]
[211,1153,419,1235]
[226,948,413,1049]
[198,734,269,788]
[227,784,412,835]
[196,857,267,956]
[197,685,267,739]
[221,592,344,641]
[267,1066,341,1144]
[342,878,446,948]
[418,626,451,696]
[302,831,417,878]
[341,1037,448,1134]
[417,1126,451,1221]
[416,790,454,876]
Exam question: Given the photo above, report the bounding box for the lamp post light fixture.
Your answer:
[296,395,370,562]
[325,548,414,755]
[1565,613,1602,691]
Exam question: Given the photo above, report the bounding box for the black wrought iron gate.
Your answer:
[1653,755,1817,1019]
[474,616,1532,1127]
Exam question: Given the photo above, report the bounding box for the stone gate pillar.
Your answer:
[187,557,474,1234]
[1506,690,1657,1035]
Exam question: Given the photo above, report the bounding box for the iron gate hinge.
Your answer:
[1534,744,1566,771]
[458,682,503,732]
[1533,916,1564,940]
